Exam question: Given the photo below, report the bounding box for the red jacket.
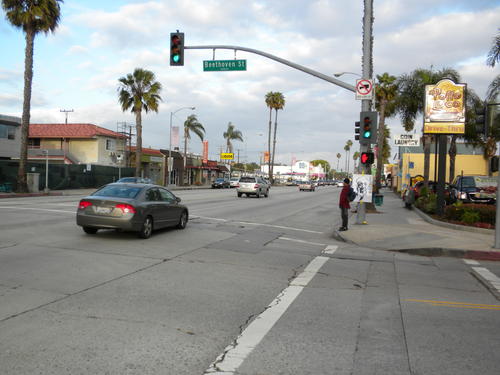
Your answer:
[339,184,351,209]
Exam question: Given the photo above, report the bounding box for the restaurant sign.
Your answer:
[424,79,466,134]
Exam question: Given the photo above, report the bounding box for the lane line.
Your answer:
[323,245,338,255]
[0,206,75,214]
[279,237,325,246]
[204,249,331,374]
[463,259,480,266]
[472,266,500,293]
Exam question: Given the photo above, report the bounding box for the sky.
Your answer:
[1,0,499,170]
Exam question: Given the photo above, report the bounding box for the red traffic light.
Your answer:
[360,152,374,165]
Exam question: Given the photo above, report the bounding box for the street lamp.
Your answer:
[169,106,195,186]
[333,71,362,78]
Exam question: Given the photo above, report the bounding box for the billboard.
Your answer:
[202,141,208,163]
[424,79,466,134]
[351,174,373,203]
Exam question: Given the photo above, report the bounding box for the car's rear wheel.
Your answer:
[237,192,242,197]
[256,192,260,198]
[177,210,188,229]
[264,189,269,198]
[83,226,98,234]
[138,216,153,239]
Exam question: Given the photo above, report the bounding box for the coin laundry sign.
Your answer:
[394,134,420,146]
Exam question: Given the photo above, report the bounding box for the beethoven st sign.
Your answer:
[203,59,247,71]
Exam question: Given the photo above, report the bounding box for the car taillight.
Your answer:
[115,203,136,214]
[78,200,92,210]
[254,184,259,188]
[235,184,239,188]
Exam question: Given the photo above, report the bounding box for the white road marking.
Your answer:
[473,267,500,293]
[322,245,338,254]
[0,206,75,214]
[279,237,325,246]
[204,249,331,374]
[463,259,480,266]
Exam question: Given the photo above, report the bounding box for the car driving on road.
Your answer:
[298,181,315,192]
[76,183,188,239]
[212,178,230,188]
[236,176,270,198]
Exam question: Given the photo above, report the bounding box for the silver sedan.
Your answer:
[76,183,188,238]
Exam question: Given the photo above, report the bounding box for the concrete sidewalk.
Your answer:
[336,188,500,261]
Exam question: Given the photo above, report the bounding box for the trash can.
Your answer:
[374,193,384,206]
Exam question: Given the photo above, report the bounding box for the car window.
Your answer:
[93,185,141,198]
[459,177,475,188]
[158,188,176,202]
[239,177,255,183]
[145,188,160,201]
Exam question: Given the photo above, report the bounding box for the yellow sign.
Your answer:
[424,79,466,134]
[220,153,234,160]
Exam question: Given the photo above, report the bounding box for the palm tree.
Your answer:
[118,68,162,178]
[183,114,205,184]
[397,67,460,186]
[344,140,353,174]
[336,153,342,172]
[265,91,285,183]
[486,28,500,68]
[2,0,63,192]
[353,151,360,172]
[223,122,243,155]
[374,72,398,192]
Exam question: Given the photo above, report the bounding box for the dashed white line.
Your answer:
[0,206,74,214]
[322,245,338,255]
[204,247,332,374]
[279,237,325,246]
[463,259,480,266]
[472,267,500,292]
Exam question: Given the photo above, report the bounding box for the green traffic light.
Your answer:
[363,131,371,138]
[172,54,180,63]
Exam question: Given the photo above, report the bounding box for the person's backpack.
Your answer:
[348,187,357,202]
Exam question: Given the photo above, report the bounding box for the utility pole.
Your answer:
[60,109,74,124]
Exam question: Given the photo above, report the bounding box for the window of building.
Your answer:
[28,138,41,148]
[106,139,115,151]
[0,124,16,139]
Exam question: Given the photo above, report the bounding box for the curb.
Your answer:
[470,268,500,301]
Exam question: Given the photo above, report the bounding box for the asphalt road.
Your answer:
[0,186,499,374]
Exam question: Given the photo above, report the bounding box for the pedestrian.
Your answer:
[339,177,351,231]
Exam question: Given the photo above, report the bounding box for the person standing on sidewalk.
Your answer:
[339,177,351,231]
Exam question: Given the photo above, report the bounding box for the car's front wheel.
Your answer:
[138,216,153,239]
[177,210,188,229]
[237,192,242,197]
[83,226,98,234]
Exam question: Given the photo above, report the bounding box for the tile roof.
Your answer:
[29,123,128,139]
[129,146,164,156]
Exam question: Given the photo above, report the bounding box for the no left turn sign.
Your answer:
[355,79,373,100]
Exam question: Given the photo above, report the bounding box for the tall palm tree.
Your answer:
[183,114,205,184]
[353,151,360,172]
[486,28,500,68]
[2,0,63,192]
[223,122,243,155]
[336,153,342,172]
[397,67,460,186]
[265,91,285,183]
[344,140,353,174]
[374,72,398,192]
[118,68,162,178]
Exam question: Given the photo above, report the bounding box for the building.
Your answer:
[0,114,21,159]
[261,160,326,182]
[129,146,165,184]
[28,123,128,166]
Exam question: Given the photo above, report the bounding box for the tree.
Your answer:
[374,72,398,193]
[2,0,63,192]
[118,68,162,178]
[223,122,243,155]
[183,114,205,184]
[336,153,342,172]
[310,159,331,177]
[352,151,360,172]
[397,67,460,186]
[344,140,353,174]
[486,28,500,68]
[265,91,285,183]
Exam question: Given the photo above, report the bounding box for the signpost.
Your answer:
[203,60,247,72]
[355,79,373,100]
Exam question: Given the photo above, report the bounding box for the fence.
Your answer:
[0,160,134,191]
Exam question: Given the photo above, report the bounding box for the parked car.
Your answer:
[237,176,270,198]
[76,183,188,239]
[212,178,230,188]
[117,177,153,184]
[402,180,451,205]
[299,181,315,191]
[336,181,344,187]
[450,175,497,204]
[229,177,240,188]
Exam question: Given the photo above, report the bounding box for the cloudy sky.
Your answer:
[1,0,499,169]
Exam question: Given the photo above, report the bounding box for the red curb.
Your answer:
[464,250,500,261]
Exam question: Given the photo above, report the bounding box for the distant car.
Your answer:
[299,181,315,192]
[76,183,188,239]
[212,178,230,189]
[237,176,270,198]
[229,177,240,188]
[117,177,153,184]
[336,181,344,187]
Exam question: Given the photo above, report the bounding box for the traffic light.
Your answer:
[360,111,378,144]
[354,121,360,141]
[475,105,488,137]
[170,32,184,66]
[360,152,374,165]
[491,156,499,173]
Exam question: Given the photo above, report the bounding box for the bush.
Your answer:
[444,203,495,226]
[461,210,480,224]
[415,193,437,214]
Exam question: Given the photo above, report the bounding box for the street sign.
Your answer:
[220,153,234,160]
[355,79,373,100]
[394,134,420,146]
[203,60,247,71]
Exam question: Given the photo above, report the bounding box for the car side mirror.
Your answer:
[175,196,181,203]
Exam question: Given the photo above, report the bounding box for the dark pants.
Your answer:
[340,207,348,229]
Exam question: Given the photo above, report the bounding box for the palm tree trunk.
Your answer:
[135,111,142,178]
[270,110,279,184]
[423,135,431,187]
[337,158,340,171]
[375,101,386,193]
[448,135,457,182]
[17,28,35,193]
[267,108,272,181]
[183,128,188,185]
